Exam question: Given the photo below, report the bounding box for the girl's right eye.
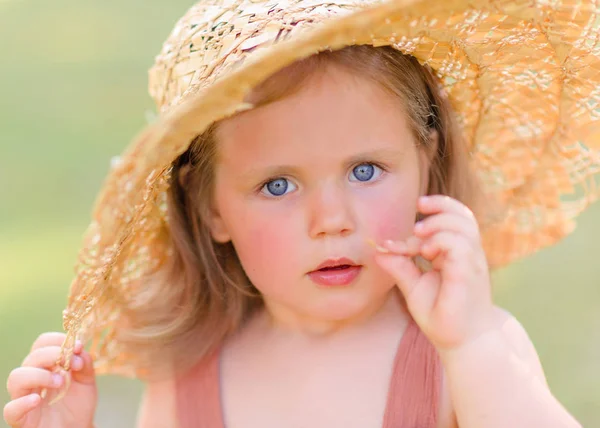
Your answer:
[261,178,297,197]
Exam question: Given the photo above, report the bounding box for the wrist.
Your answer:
[429,304,500,356]
[438,325,506,366]
[437,307,509,366]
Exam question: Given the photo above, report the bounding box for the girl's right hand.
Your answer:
[3,332,97,428]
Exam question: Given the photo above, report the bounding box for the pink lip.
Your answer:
[308,258,362,286]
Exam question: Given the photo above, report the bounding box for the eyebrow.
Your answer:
[237,165,302,184]
[344,147,409,165]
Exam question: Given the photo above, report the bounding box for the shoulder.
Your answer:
[137,377,178,428]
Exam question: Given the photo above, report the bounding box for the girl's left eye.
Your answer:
[349,163,383,182]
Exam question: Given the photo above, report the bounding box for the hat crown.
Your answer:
[148,0,368,111]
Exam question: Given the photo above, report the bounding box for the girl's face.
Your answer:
[210,65,430,329]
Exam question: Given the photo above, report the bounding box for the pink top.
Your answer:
[176,319,442,427]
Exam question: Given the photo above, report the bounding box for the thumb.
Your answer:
[44,351,96,406]
[375,252,421,298]
[375,253,441,327]
[71,350,96,385]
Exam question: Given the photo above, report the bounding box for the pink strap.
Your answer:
[383,319,441,427]
[176,350,225,428]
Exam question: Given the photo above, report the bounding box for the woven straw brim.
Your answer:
[57,0,600,378]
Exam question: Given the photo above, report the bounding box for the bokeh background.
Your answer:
[1,1,598,426]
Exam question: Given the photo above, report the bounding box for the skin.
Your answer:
[3,333,96,428]
[203,65,438,427]
[376,198,583,427]
[207,64,582,428]
[4,64,582,428]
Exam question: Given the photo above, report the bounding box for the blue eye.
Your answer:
[261,178,297,196]
[350,163,382,182]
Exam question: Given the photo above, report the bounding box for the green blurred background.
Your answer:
[0,1,598,426]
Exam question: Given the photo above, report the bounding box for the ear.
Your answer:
[205,204,231,243]
[417,129,439,197]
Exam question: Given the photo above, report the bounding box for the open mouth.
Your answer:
[309,259,362,286]
[318,264,353,271]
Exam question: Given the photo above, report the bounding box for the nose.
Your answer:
[307,182,356,239]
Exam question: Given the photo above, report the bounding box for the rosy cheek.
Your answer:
[233,211,297,282]
[363,192,418,242]
[247,221,291,258]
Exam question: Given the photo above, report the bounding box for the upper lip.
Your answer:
[313,257,359,271]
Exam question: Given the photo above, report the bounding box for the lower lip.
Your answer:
[308,266,362,286]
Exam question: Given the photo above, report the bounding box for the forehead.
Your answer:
[215,65,415,167]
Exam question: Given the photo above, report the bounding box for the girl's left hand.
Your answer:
[374,195,496,351]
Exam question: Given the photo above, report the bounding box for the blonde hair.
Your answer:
[131,45,482,379]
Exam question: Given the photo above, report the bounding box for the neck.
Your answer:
[258,288,409,338]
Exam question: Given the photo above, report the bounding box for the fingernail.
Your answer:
[387,240,409,253]
[367,238,391,253]
[414,221,424,232]
[29,393,41,405]
[375,244,390,253]
[52,373,63,387]
[385,239,405,248]
[73,355,84,370]
[378,241,392,252]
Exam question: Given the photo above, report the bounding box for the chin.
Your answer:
[306,288,392,321]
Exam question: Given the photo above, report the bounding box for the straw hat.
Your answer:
[57,0,600,379]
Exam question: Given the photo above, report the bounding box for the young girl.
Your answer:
[4,0,597,427]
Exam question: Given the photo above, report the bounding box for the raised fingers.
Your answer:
[418,195,476,220]
[30,332,66,352]
[6,367,63,399]
[380,236,424,256]
[22,346,84,372]
[419,231,486,270]
[414,212,480,242]
[3,393,41,426]
[22,346,63,369]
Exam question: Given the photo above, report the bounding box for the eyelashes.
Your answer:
[259,162,387,197]
[349,162,384,182]
[262,177,297,197]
